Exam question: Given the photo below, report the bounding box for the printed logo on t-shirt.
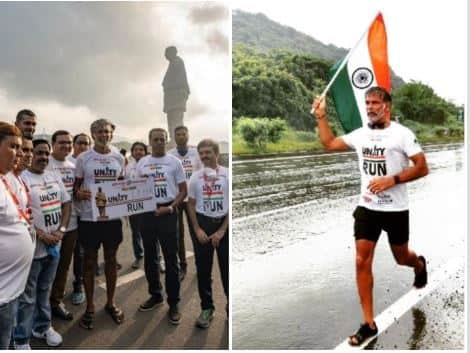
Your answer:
[54,167,74,196]
[182,159,194,180]
[94,167,118,183]
[38,184,62,227]
[362,145,387,176]
[153,166,168,199]
[202,183,224,213]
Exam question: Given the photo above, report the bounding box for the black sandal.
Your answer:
[105,304,124,325]
[79,311,94,330]
[348,322,378,346]
[413,256,427,289]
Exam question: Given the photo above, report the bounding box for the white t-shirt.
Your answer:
[74,148,125,221]
[5,172,29,212]
[342,122,423,211]
[47,156,78,231]
[188,166,229,218]
[136,154,186,204]
[22,170,71,259]
[125,160,139,180]
[168,146,202,202]
[0,176,35,305]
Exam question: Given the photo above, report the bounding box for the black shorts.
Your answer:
[353,206,409,245]
[78,219,123,250]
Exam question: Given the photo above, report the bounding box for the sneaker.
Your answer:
[196,308,214,329]
[139,296,164,312]
[71,291,85,305]
[31,327,62,347]
[168,305,181,325]
[14,343,31,350]
[413,255,428,289]
[132,258,142,269]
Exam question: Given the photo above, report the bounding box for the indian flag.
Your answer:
[328,12,391,133]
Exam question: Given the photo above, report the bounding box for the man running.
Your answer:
[187,139,229,329]
[312,86,429,346]
[168,126,202,280]
[74,119,125,329]
[136,128,186,325]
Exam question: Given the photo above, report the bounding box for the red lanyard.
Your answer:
[1,176,32,225]
[203,167,219,197]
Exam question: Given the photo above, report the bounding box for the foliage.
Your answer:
[393,81,460,124]
[236,117,287,151]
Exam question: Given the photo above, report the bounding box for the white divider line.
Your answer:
[232,143,457,165]
[98,251,194,290]
[232,151,354,165]
[334,257,463,350]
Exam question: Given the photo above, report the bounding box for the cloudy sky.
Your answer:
[236,0,467,105]
[0,2,230,144]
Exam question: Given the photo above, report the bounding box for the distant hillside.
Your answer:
[233,10,405,89]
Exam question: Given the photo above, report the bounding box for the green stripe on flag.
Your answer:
[329,60,363,133]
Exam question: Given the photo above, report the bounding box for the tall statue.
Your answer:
[162,46,190,145]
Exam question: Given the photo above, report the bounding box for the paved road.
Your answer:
[30,218,229,349]
[232,145,465,349]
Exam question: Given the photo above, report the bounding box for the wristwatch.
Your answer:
[59,226,66,233]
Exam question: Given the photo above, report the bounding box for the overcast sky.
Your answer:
[0,2,230,144]
[235,0,467,105]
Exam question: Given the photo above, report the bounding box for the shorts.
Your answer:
[353,206,409,245]
[78,219,123,250]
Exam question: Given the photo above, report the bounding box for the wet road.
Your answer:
[232,144,465,349]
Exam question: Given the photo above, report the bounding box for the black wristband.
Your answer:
[393,175,400,185]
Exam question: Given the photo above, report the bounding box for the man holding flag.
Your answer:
[311,12,429,346]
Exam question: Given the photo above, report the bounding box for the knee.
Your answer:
[356,255,372,272]
[394,254,408,266]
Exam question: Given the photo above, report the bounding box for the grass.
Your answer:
[233,129,322,155]
[233,123,464,156]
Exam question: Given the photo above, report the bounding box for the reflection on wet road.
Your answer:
[232,144,464,349]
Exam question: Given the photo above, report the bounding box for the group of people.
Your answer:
[0,110,229,349]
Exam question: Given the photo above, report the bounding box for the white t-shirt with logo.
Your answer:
[22,170,71,259]
[125,160,139,180]
[136,154,186,204]
[74,149,125,222]
[188,166,229,218]
[47,156,78,231]
[0,176,35,304]
[342,122,423,211]
[168,146,202,202]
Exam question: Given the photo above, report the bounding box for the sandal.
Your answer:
[348,322,378,346]
[105,304,124,325]
[79,311,94,330]
[413,255,427,289]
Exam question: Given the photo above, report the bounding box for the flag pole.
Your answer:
[311,11,382,115]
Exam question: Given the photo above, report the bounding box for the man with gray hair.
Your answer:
[162,46,190,145]
[73,118,125,329]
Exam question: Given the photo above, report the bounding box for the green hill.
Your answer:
[233,10,405,89]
